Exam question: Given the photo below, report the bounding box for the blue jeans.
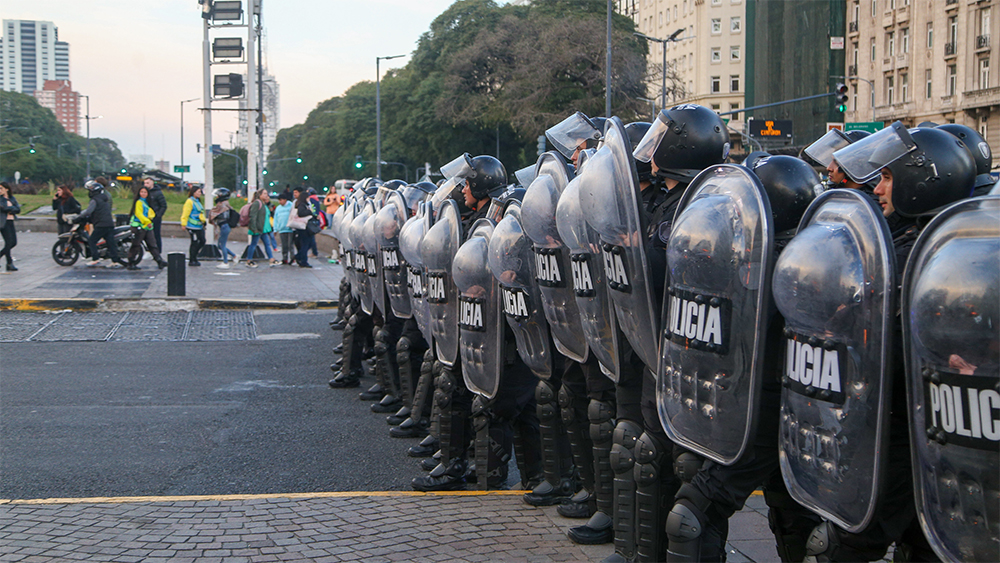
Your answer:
[218,223,238,263]
[296,230,314,265]
[245,233,274,261]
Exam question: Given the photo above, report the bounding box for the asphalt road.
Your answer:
[0,310,433,500]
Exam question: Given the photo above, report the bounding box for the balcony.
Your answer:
[896,5,909,23]
[944,42,957,57]
[946,0,958,5]
[849,21,859,33]
[977,35,990,50]
[962,86,1000,110]
[872,101,914,122]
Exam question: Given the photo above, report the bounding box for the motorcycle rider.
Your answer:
[74,177,127,267]
[126,185,169,270]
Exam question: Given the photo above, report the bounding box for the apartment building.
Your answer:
[846,0,999,166]
[1,20,69,95]
[32,79,80,135]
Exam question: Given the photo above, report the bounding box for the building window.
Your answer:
[980,58,990,89]
[887,31,895,57]
[731,46,741,61]
[947,64,957,95]
[731,17,741,33]
[979,116,988,140]
[886,75,894,104]
[982,8,992,38]
[853,91,859,111]
[711,76,721,92]
[712,0,721,5]
[871,0,877,17]
[712,48,721,62]
[901,72,908,101]
[927,22,933,48]
[711,103,721,111]
[729,103,740,120]
[853,1,860,24]
[871,37,877,61]
[949,16,958,46]
[925,69,933,98]
[902,28,909,53]
[712,19,722,34]
[730,74,740,92]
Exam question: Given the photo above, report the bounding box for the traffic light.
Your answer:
[28,143,35,154]
[322,186,329,193]
[262,168,268,175]
[120,168,127,174]
[303,175,309,181]
[354,155,363,169]
[834,82,849,113]
[296,151,302,164]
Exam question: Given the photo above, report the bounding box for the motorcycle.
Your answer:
[51,215,144,267]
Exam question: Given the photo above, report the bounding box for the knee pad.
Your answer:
[374,330,389,356]
[665,499,709,563]
[610,420,642,475]
[674,451,704,484]
[805,520,838,561]
[634,431,665,487]
[557,384,575,426]
[396,336,411,360]
[588,399,615,446]
[536,380,558,422]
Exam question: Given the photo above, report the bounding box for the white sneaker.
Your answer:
[217,262,230,269]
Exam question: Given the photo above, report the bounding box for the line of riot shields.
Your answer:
[326,109,998,563]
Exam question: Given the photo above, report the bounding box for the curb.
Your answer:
[0,298,338,312]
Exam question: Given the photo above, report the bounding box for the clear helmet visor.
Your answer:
[545,111,601,160]
[440,153,474,180]
[832,121,917,183]
[804,129,852,168]
[486,199,504,224]
[514,164,537,188]
[632,110,672,163]
[431,177,464,215]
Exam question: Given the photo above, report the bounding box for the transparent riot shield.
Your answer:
[556,159,622,380]
[349,200,375,313]
[339,199,357,288]
[363,200,386,314]
[374,192,411,318]
[331,203,346,265]
[902,195,1000,563]
[578,116,661,370]
[772,189,895,532]
[658,164,773,465]
[488,202,553,379]
[455,219,504,399]
[400,202,434,345]
[421,199,462,367]
[521,152,589,363]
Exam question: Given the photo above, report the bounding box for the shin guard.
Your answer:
[610,420,642,561]
[558,383,594,495]
[588,399,616,518]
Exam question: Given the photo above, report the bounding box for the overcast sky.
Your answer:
[8,0,475,182]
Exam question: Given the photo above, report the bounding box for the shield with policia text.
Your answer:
[578,116,661,370]
[399,201,434,346]
[902,195,1000,563]
[521,152,590,363]
[556,149,623,380]
[657,164,774,465]
[349,200,376,315]
[363,199,386,315]
[421,199,462,367]
[338,198,357,288]
[374,191,412,318]
[771,189,895,532]
[454,219,505,399]
[331,203,346,266]
[488,201,553,379]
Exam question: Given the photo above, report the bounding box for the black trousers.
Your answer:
[128,227,164,264]
[89,226,121,262]
[187,228,206,262]
[0,221,16,265]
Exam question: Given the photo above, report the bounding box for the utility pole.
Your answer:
[201,3,215,244]
[376,54,404,180]
[180,97,199,183]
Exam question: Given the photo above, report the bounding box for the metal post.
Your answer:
[202,15,214,244]
[606,0,612,118]
[167,252,186,296]
[257,14,265,189]
[376,56,382,180]
[83,94,91,179]
[245,9,257,204]
[180,98,198,183]
[661,42,667,110]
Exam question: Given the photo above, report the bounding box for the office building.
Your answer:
[1,19,70,94]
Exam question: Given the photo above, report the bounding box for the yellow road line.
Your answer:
[0,490,529,505]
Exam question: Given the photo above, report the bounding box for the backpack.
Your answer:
[238,203,251,227]
[226,208,241,228]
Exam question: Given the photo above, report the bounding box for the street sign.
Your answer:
[845,121,883,134]
[211,144,222,155]
[748,119,793,141]
[826,123,845,132]
[174,165,191,173]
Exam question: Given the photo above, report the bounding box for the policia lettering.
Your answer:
[427,273,447,303]
[408,267,424,297]
[569,254,595,297]
[533,247,565,287]
[459,297,486,333]
[665,289,730,354]
[501,286,530,320]
[381,248,401,271]
[602,244,630,292]
[782,330,847,404]
[925,369,1000,448]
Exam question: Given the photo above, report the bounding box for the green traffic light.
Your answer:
[837,104,846,113]
[29,148,35,154]
[262,169,268,175]
[354,162,363,169]
[243,179,248,185]
[303,175,309,180]
[296,158,302,164]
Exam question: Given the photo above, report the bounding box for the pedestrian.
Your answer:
[145,177,168,251]
[307,188,323,258]
[0,181,21,272]
[272,190,295,265]
[294,187,318,268]
[208,188,238,268]
[180,186,206,266]
[245,189,277,267]
[51,184,81,235]
[125,185,168,270]
[74,177,127,267]
[324,190,341,219]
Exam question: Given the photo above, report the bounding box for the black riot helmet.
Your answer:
[632,104,731,182]
[741,150,771,169]
[213,188,231,202]
[382,179,408,191]
[486,185,526,223]
[844,130,871,143]
[588,117,608,149]
[467,155,508,200]
[886,127,976,216]
[749,155,824,233]
[936,123,994,189]
[625,121,653,182]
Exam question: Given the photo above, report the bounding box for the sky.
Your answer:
[6,0,475,182]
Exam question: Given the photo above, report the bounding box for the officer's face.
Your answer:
[827,161,846,185]
[571,142,586,166]
[874,168,895,216]
[461,181,477,209]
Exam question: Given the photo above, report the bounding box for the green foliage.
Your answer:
[268,0,646,187]
[213,147,249,190]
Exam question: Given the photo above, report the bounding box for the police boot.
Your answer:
[556,383,596,519]
[472,396,512,490]
[329,315,362,388]
[634,431,676,563]
[408,435,438,458]
[420,449,442,471]
[371,328,402,413]
[608,419,642,562]
[523,380,576,507]
[512,424,544,491]
[567,398,616,545]
[392,350,435,438]
[411,458,467,492]
[387,336,415,425]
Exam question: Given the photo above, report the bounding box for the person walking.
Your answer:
[125,185,168,270]
[145,177,168,251]
[294,187,318,268]
[52,185,81,235]
[272,190,295,265]
[74,177,126,267]
[208,188,238,268]
[245,189,276,268]
[0,181,21,272]
[180,186,207,266]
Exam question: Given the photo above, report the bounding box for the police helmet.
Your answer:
[382,179,408,191]
[633,104,730,182]
[887,127,976,217]
[625,121,653,182]
[741,151,771,169]
[936,123,994,188]
[844,130,871,143]
[750,155,823,233]
[467,155,508,200]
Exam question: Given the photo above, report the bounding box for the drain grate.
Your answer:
[0,311,257,343]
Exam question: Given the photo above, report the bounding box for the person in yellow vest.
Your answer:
[127,185,168,270]
[180,186,207,266]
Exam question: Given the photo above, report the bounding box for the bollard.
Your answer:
[167,252,186,296]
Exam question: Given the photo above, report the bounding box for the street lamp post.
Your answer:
[635,29,686,110]
[376,54,405,180]
[82,94,91,179]
[637,97,657,122]
[180,97,199,183]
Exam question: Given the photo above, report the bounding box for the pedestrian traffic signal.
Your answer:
[834,82,849,113]
[296,151,302,164]
[28,143,35,154]
[354,155,363,169]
